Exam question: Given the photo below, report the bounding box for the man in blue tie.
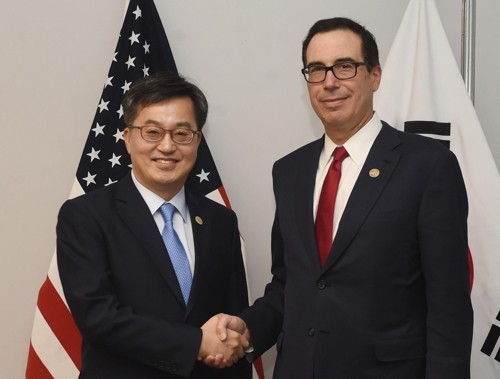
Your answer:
[57,72,251,379]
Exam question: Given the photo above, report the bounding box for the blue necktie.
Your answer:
[159,203,192,304]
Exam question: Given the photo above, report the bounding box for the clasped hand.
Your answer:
[198,313,250,368]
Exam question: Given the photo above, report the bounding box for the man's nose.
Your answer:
[323,69,341,87]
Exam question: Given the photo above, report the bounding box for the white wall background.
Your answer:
[1,0,498,377]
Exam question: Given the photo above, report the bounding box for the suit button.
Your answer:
[308,328,315,337]
[317,279,326,289]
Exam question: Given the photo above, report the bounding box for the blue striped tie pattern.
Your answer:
[159,203,192,304]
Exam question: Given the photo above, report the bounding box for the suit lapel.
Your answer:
[114,174,186,306]
[294,138,324,269]
[323,123,402,270]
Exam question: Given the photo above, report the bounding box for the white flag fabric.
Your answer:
[374,0,500,377]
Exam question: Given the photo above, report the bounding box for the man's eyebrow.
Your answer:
[174,121,195,129]
[334,57,358,63]
[306,57,357,67]
[141,120,194,129]
[306,60,325,67]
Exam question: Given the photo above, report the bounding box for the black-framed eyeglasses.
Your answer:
[127,125,200,144]
[301,62,366,83]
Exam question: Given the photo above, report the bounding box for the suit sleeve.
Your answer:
[240,162,285,358]
[226,213,251,314]
[56,198,201,377]
[418,151,473,378]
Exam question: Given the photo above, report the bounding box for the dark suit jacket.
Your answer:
[241,123,473,379]
[57,173,251,379]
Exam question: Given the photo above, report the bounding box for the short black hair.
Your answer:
[302,17,380,71]
[122,72,208,130]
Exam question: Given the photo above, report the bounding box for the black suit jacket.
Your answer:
[242,123,473,379]
[57,173,251,379]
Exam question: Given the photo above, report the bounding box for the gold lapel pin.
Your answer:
[369,168,380,178]
[195,216,203,225]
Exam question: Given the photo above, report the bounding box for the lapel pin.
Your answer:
[369,168,380,178]
[195,216,203,225]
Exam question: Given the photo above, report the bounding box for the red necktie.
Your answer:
[315,146,349,266]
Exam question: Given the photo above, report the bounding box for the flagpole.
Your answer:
[461,0,476,103]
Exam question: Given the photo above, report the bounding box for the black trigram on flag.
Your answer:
[404,120,451,149]
[481,311,500,362]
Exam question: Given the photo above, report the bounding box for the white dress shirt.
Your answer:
[313,113,383,241]
[131,171,195,273]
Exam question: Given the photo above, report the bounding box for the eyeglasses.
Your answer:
[127,125,200,144]
[301,62,366,83]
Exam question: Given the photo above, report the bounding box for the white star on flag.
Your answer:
[125,55,136,69]
[132,5,142,20]
[87,148,101,162]
[108,154,122,167]
[97,99,109,113]
[196,169,210,183]
[105,178,118,187]
[91,123,105,137]
[104,76,113,88]
[82,172,97,186]
[113,129,124,142]
[121,80,132,94]
[129,31,140,45]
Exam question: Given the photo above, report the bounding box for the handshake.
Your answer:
[198,313,251,368]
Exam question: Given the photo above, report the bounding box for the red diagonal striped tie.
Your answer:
[315,146,349,266]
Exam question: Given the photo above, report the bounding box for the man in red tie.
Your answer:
[207,17,473,379]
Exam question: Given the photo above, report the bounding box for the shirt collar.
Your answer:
[321,112,383,167]
[131,171,188,223]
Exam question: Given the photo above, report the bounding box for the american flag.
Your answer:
[75,0,176,191]
[26,0,264,378]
